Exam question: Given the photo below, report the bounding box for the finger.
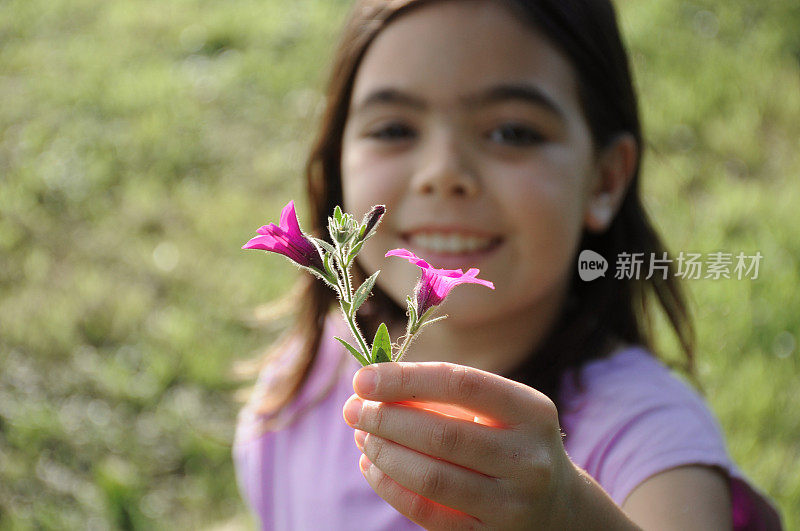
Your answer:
[345,395,523,478]
[358,453,486,531]
[353,362,555,428]
[359,431,503,520]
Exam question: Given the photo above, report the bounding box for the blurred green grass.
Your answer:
[0,0,798,528]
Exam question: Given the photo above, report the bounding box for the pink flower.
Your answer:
[242,201,324,271]
[385,248,494,315]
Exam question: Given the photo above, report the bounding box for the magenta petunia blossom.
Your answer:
[385,248,495,315]
[242,201,324,271]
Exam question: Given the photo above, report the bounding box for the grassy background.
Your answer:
[1,0,798,528]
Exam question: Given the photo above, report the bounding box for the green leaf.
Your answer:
[327,223,339,245]
[352,270,379,312]
[305,265,337,290]
[419,306,437,322]
[310,236,335,255]
[333,205,343,223]
[371,322,392,363]
[343,230,358,247]
[347,240,365,261]
[418,315,447,329]
[323,252,333,277]
[334,336,369,366]
[406,296,417,323]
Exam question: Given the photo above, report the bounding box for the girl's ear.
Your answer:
[584,133,638,233]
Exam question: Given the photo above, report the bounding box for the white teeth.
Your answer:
[430,233,447,251]
[409,233,494,254]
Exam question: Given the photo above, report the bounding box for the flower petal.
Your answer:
[387,248,494,314]
[385,248,432,269]
[242,234,281,250]
[243,201,324,271]
[385,248,416,259]
[256,223,280,236]
[279,200,304,239]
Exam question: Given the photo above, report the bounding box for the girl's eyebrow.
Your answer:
[351,82,566,121]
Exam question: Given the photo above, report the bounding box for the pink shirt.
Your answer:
[233,316,781,530]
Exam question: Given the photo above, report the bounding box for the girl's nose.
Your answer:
[410,134,479,198]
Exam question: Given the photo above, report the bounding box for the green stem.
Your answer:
[394,335,412,363]
[394,317,419,362]
[337,250,352,303]
[331,246,371,362]
[342,302,371,361]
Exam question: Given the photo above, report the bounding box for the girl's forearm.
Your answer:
[556,463,643,530]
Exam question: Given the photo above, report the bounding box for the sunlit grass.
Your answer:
[1,0,797,528]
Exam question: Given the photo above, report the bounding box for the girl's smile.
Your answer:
[399,226,504,270]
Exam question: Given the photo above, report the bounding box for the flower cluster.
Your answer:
[243,201,493,365]
[384,248,494,362]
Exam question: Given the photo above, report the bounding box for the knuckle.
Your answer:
[533,450,556,486]
[399,363,413,393]
[373,462,393,493]
[523,388,558,425]
[368,433,387,466]
[370,402,388,433]
[429,420,460,454]
[406,490,433,523]
[519,447,557,498]
[417,463,445,498]
[539,396,559,423]
[446,365,480,402]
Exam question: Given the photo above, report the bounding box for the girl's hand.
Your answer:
[342,362,577,530]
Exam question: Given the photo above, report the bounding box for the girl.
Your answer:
[233,0,782,529]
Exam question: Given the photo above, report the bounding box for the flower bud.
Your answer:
[360,204,386,240]
[328,215,351,245]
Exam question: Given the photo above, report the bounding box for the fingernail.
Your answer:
[354,367,378,395]
[343,397,363,424]
[354,429,367,450]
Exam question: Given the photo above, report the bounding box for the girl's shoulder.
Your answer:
[558,345,782,528]
[560,344,702,410]
[558,343,723,463]
[558,344,722,490]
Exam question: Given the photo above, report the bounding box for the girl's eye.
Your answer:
[367,122,416,141]
[487,124,545,146]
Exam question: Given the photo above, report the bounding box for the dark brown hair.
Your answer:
[238,0,695,421]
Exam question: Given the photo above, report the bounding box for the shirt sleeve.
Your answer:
[596,388,733,506]
[559,348,782,529]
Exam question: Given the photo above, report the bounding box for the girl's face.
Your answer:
[341,0,606,327]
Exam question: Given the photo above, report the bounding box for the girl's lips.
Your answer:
[399,232,504,269]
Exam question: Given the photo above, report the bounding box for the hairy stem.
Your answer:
[337,250,352,304]
[341,302,371,361]
[394,314,421,362]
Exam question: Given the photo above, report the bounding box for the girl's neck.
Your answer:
[396,289,568,376]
